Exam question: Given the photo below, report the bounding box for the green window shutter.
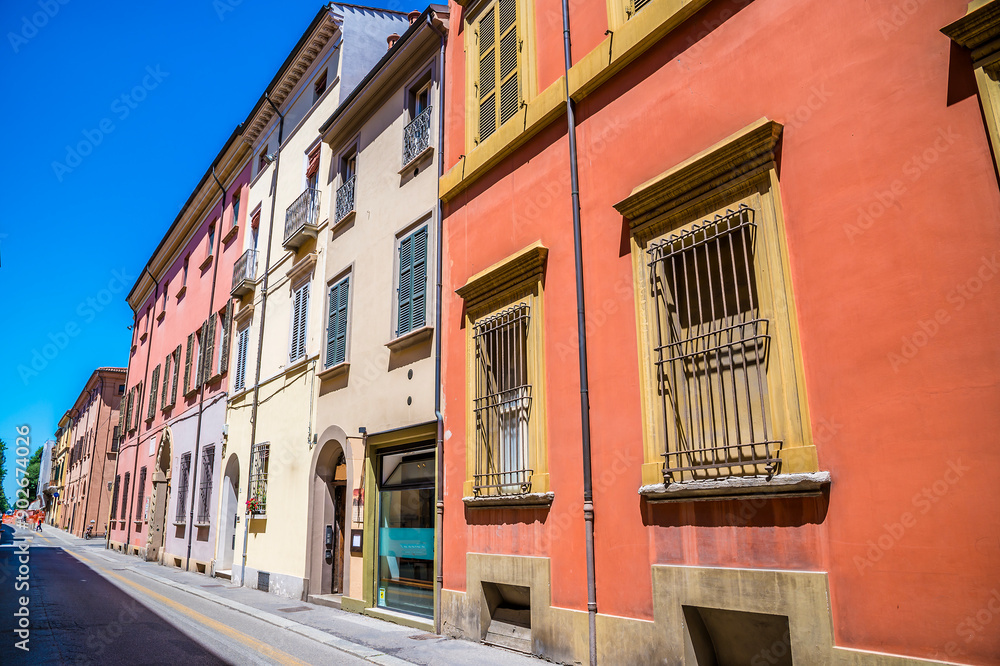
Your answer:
[397,234,413,336]
[220,300,233,375]
[397,227,428,336]
[161,354,171,409]
[326,278,350,367]
[184,334,194,394]
[171,344,181,405]
[148,366,160,420]
[291,284,309,361]
[204,316,216,381]
[411,227,428,330]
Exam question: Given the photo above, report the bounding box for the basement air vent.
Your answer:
[683,606,792,666]
[258,570,270,593]
[482,582,531,654]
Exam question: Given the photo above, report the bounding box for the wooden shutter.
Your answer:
[397,234,413,335]
[220,300,233,375]
[476,0,518,143]
[161,354,171,409]
[235,326,249,390]
[411,228,428,330]
[397,227,428,336]
[148,366,160,420]
[497,0,519,126]
[197,320,209,388]
[291,284,308,361]
[133,381,142,430]
[326,278,350,367]
[306,146,320,179]
[477,6,497,142]
[184,333,194,394]
[204,317,216,381]
[171,345,181,404]
[125,390,134,431]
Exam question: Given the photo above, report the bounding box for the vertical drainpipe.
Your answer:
[426,13,447,636]
[183,165,229,571]
[241,92,284,587]
[125,268,159,556]
[559,1,598,663]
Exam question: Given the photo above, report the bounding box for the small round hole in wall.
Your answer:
[408,369,413,380]
[414,167,419,176]
[407,396,412,405]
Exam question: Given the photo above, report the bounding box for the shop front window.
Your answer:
[377,446,435,618]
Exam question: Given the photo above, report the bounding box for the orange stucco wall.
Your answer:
[442,0,1000,662]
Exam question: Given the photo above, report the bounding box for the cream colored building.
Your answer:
[222,3,410,600]
[311,6,448,628]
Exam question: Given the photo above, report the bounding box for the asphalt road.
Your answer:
[0,524,369,665]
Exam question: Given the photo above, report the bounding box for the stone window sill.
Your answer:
[639,471,831,503]
[199,254,214,271]
[463,491,554,509]
[222,225,239,245]
[317,361,349,382]
[399,145,434,176]
[385,326,433,353]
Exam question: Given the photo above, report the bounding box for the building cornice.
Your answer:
[943,0,1000,69]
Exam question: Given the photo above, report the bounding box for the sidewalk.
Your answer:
[41,526,541,666]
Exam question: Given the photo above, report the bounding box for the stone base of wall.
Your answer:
[232,566,306,601]
[443,554,950,665]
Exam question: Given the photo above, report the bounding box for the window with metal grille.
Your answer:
[234,325,250,391]
[646,205,781,483]
[198,446,214,524]
[290,282,309,362]
[326,276,350,367]
[475,0,519,143]
[396,226,428,337]
[176,452,191,524]
[120,472,130,521]
[135,467,147,522]
[472,303,532,495]
[249,442,270,514]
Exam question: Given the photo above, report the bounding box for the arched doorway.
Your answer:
[146,429,173,562]
[311,438,348,595]
[217,454,240,573]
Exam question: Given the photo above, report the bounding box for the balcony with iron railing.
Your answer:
[231,249,258,297]
[335,175,356,225]
[283,188,322,250]
[402,106,433,169]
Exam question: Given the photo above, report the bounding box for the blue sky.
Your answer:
[0,0,404,506]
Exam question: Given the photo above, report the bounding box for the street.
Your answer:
[0,524,540,666]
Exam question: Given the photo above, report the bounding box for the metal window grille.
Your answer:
[176,453,191,524]
[120,472,130,521]
[403,105,432,166]
[646,205,781,484]
[472,303,533,495]
[198,446,214,524]
[335,175,356,223]
[249,442,270,514]
[135,467,146,521]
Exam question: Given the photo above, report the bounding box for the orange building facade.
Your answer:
[439,0,1000,663]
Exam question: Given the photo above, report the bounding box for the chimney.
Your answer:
[387,33,400,50]
[408,10,421,24]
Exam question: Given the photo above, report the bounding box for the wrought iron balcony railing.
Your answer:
[335,175,356,223]
[231,249,258,296]
[402,106,432,167]
[283,188,321,249]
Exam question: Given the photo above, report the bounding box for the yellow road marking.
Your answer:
[66,550,310,666]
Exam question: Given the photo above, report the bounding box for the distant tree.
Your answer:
[24,447,43,502]
[0,438,8,513]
